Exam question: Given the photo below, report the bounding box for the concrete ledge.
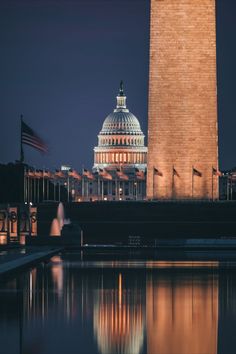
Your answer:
[0,248,62,278]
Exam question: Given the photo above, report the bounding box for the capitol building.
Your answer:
[78,82,148,201]
[93,82,147,171]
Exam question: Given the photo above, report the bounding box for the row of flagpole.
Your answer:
[153,166,222,200]
[19,115,146,202]
[81,168,145,201]
[23,167,146,203]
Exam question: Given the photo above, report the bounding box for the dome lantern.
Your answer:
[116,81,127,110]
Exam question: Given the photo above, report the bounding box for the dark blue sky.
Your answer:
[0,0,235,171]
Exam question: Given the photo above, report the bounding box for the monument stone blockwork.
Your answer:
[147,0,219,199]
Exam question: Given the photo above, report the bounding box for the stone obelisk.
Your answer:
[147,0,219,200]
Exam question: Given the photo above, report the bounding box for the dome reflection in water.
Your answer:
[93,273,145,354]
[0,255,224,354]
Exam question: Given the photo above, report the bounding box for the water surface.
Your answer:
[0,251,235,354]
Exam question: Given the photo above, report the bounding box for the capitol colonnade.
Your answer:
[79,173,145,201]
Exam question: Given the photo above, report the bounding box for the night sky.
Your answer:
[0,0,236,171]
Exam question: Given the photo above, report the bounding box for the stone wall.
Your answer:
[147,0,218,199]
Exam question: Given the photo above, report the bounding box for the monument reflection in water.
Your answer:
[0,254,234,354]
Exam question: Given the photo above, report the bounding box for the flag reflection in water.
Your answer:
[93,273,145,354]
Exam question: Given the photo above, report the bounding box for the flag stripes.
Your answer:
[153,167,163,176]
[212,167,222,177]
[117,168,129,180]
[21,119,48,153]
[173,167,180,177]
[193,168,202,177]
[99,168,112,180]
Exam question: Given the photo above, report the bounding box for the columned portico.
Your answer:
[76,82,148,201]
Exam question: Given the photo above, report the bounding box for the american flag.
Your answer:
[135,168,145,180]
[193,167,202,177]
[99,168,112,180]
[68,169,82,180]
[173,167,180,177]
[212,167,222,177]
[153,167,163,176]
[55,170,65,178]
[21,118,48,153]
[82,168,94,180]
[116,168,129,181]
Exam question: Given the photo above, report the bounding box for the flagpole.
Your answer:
[81,175,84,200]
[26,168,28,203]
[192,166,194,198]
[23,166,26,203]
[98,176,100,200]
[212,166,214,202]
[153,168,155,200]
[115,178,118,201]
[172,166,174,199]
[86,179,89,200]
[58,181,61,202]
[101,179,104,200]
[226,175,229,201]
[28,173,31,203]
[230,176,233,200]
[67,174,70,203]
[54,179,56,201]
[20,115,24,163]
[47,177,49,201]
[42,169,45,202]
[37,176,40,203]
[34,169,36,203]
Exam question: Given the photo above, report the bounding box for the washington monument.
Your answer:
[147,0,219,199]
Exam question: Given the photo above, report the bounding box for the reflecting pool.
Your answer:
[0,251,236,354]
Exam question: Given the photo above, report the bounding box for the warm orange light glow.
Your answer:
[0,235,7,245]
[93,275,144,354]
[146,272,218,354]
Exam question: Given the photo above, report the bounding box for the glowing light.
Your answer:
[0,235,7,245]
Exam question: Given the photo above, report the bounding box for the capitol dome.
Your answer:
[93,82,147,171]
[100,110,143,136]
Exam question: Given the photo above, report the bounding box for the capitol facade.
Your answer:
[78,82,148,201]
[93,82,147,171]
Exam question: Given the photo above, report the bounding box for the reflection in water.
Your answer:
[1,255,236,354]
[93,273,145,354]
[146,273,218,354]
